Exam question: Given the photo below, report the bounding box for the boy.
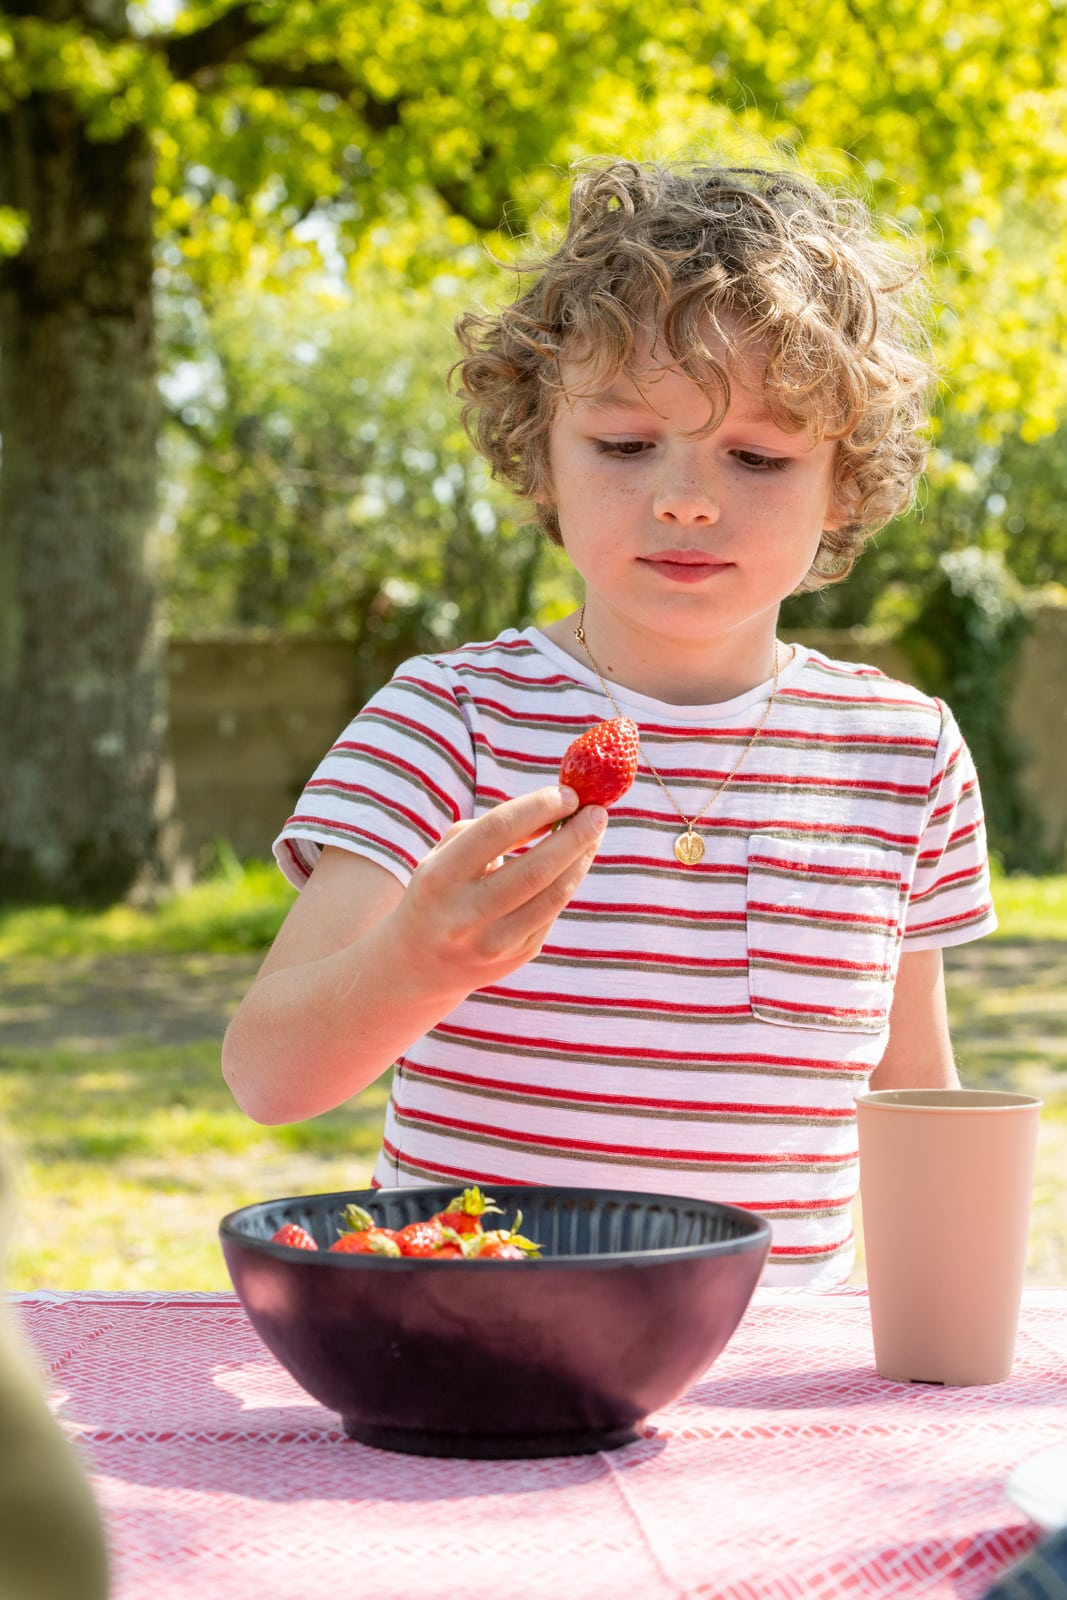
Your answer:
[223,159,995,1285]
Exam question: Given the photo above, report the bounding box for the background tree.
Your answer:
[0,0,657,904]
[2,0,1066,903]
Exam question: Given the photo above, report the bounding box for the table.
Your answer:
[16,1287,1066,1600]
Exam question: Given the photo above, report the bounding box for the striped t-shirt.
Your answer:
[275,628,996,1286]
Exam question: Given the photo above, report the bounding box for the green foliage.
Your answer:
[922,419,1067,592]
[161,274,578,690]
[5,0,1067,909]
[4,0,1066,645]
[142,0,1067,657]
[0,856,296,960]
[1,15,170,135]
[0,202,25,253]
[987,872,1067,941]
[899,549,1046,873]
[7,0,1067,442]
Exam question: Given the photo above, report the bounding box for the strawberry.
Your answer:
[394,1218,466,1258]
[472,1240,529,1259]
[431,1185,503,1237]
[271,1222,318,1251]
[330,1203,402,1257]
[558,717,640,809]
[466,1210,542,1260]
[323,1197,541,1261]
[330,1230,402,1257]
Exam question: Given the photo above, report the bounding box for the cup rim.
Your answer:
[856,1089,1042,1112]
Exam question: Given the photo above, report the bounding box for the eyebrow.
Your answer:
[575,387,785,432]
[575,389,655,413]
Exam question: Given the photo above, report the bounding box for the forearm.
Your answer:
[221,914,469,1124]
[868,946,960,1092]
[223,789,604,1124]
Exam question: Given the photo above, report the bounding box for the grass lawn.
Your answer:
[1,1044,392,1290]
[2,865,1065,1291]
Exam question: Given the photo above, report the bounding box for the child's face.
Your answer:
[544,324,843,667]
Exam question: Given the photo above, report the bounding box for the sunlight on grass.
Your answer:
[989,871,1067,939]
[7,1158,385,1292]
[0,857,297,960]
[0,1042,390,1291]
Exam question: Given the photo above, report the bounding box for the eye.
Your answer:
[593,438,652,457]
[733,450,792,472]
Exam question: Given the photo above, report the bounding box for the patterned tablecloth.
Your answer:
[16,1287,1066,1600]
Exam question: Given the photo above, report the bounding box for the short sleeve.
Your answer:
[273,655,477,889]
[902,700,998,950]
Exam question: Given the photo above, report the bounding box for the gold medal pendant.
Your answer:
[571,605,780,874]
[674,828,705,866]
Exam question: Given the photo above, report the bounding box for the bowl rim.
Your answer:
[219,1182,772,1268]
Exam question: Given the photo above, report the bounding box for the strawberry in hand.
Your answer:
[558,717,640,810]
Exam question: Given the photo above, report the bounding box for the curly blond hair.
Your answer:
[453,158,934,590]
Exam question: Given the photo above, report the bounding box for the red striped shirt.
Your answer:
[276,631,996,1284]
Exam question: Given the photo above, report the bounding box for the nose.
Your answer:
[652,464,720,526]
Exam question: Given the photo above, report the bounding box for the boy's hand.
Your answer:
[223,787,607,1123]
[389,785,607,996]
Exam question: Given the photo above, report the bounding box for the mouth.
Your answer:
[640,550,732,583]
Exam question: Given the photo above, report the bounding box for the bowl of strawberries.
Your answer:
[220,1183,770,1460]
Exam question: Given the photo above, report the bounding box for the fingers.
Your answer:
[487,838,604,964]
[476,802,607,921]
[403,788,608,984]
[436,786,582,876]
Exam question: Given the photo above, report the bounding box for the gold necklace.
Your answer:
[573,605,780,866]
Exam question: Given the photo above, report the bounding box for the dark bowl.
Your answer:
[219,1184,771,1459]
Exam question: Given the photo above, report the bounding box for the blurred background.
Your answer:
[0,0,1064,1289]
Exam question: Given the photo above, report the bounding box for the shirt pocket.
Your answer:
[745,833,904,1033]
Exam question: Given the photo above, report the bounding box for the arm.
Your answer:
[222,786,606,1124]
[868,947,959,1091]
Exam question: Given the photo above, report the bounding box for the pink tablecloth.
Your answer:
[17,1287,1066,1600]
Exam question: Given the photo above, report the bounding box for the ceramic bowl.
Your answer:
[220,1184,771,1459]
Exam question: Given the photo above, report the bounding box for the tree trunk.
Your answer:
[0,88,175,905]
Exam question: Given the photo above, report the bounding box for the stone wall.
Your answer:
[168,636,364,864]
[167,605,1067,869]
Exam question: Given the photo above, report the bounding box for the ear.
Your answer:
[822,481,854,533]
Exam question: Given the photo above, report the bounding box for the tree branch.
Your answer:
[157,5,511,232]
[159,8,403,132]
[431,141,519,234]
[433,176,515,235]
[4,0,126,35]
[161,2,270,82]
[250,61,402,131]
